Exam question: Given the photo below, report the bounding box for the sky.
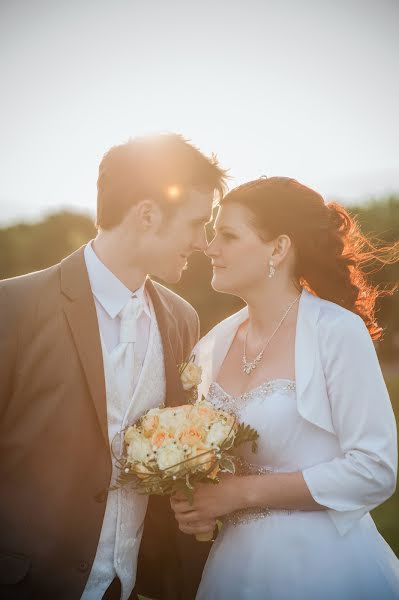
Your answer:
[1,0,398,225]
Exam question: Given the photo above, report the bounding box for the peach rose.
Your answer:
[191,403,219,427]
[141,414,160,438]
[151,430,171,449]
[189,444,215,470]
[178,427,204,447]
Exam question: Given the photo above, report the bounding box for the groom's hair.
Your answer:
[96,133,228,230]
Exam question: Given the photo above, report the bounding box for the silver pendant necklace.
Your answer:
[242,293,301,375]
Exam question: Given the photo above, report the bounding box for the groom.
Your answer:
[0,133,226,600]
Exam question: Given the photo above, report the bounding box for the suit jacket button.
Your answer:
[95,490,107,503]
[78,561,89,572]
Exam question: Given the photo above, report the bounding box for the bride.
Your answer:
[171,177,399,599]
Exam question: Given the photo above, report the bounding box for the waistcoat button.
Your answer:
[78,560,89,572]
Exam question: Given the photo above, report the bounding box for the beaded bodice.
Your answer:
[208,379,296,417]
[206,379,297,526]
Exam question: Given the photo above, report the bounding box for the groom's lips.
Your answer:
[212,264,225,268]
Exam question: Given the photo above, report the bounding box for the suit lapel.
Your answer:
[146,279,186,408]
[60,246,109,447]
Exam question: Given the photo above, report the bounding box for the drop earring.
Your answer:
[268,259,276,279]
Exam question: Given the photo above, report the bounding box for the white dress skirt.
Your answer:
[196,379,399,600]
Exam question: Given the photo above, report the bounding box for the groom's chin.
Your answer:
[159,270,183,285]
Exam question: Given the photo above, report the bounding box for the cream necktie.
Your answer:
[111,295,143,404]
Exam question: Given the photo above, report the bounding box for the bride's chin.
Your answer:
[211,276,230,293]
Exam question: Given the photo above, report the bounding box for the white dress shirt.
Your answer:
[84,240,152,356]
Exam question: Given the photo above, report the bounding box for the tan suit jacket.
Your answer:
[0,246,210,600]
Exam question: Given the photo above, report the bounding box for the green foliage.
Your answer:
[371,375,399,557]
[0,211,96,279]
[349,196,399,360]
[233,422,259,453]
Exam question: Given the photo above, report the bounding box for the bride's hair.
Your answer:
[220,177,398,340]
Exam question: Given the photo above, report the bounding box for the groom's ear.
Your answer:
[134,199,163,232]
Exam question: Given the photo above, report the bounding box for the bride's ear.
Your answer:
[271,235,292,266]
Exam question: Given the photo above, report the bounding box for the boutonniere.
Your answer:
[178,354,202,401]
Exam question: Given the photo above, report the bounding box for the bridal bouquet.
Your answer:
[111,358,259,540]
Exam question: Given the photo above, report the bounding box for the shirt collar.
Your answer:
[84,240,152,320]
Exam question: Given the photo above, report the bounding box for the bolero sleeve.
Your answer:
[302,311,398,535]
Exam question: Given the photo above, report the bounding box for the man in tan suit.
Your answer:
[0,134,226,600]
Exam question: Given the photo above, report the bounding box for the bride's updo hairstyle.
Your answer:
[220,177,398,340]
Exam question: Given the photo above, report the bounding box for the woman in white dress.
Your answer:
[170,177,399,599]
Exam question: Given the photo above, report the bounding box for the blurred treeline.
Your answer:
[1,196,398,359]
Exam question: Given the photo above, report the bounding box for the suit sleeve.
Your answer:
[0,286,18,419]
[302,314,398,535]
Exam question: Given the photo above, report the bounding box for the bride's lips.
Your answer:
[212,264,225,269]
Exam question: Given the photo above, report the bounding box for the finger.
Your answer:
[178,522,215,535]
[174,511,200,525]
[170,495,189,509]
[178,524,196,535]
[171,491,187,502]
[190,520,216,530]
[175,513,216,529]
[171,500,193,514]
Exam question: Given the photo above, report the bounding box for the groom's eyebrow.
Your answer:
[192,217,212,225]
[212,225,233,232]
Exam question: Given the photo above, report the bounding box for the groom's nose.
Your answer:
[192,229,208,252]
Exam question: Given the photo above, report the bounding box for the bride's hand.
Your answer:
[173,516,217,536]
[170,475,244,531]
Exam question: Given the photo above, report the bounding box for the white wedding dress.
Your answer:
[196,378,399,600]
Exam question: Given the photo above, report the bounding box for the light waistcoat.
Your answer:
[82,300,166,600]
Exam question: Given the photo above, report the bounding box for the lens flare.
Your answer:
[166,185,181,202]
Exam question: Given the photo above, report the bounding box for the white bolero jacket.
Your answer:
[194,288,398,536]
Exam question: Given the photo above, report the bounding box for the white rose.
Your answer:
[156,442,185,474]
[206,421,235,447]
[126,432,153,464]
[180,362,202,391]
[157,406,191,433]
[145,407,162,418]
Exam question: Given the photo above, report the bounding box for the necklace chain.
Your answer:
[242,293,301,375]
